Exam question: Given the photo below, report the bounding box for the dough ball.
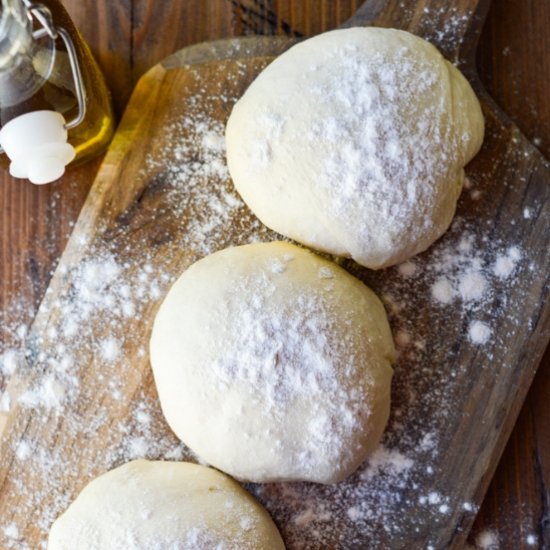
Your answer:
[225,28,484,269]
[48,460,285,549]
[150,242,395,484]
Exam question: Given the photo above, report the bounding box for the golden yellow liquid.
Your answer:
[46,0,114,164]
[0,0,114,166]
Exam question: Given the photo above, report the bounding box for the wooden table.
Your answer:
[0,1,548,548]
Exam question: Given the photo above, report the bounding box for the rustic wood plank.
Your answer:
[471,354,550,548]
[131,0,235,87]
[0,162,102,403]
[130,0,360,77]
[470,0,550,546]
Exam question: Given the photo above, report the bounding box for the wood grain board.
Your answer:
[1,1,550,548]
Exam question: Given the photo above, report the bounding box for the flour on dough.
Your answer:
[150,242,395,484]
[226,28,484,269]
[48,460,285,549]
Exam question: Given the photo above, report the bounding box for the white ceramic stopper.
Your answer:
[0,110,76,185]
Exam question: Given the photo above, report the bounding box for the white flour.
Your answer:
[468,321,492,345]
[211,290,363,472]
[475,529,499,549]
[424,232,522,310]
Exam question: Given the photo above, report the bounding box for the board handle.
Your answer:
[342,0,492,64]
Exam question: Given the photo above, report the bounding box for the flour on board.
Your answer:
[0,56,538,550]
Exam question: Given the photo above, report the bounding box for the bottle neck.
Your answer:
[0,0,31,67]
[0,0,54,107]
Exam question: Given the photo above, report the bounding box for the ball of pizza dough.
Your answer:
[225,28,484,269]
[48,460,285,550]
[150,241,395,484]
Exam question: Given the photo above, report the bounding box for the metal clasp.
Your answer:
[22,0,87,130]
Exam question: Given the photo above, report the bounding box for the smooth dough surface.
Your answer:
[225,28,484,269]
[48,460,285,550]
[150,241,395,484]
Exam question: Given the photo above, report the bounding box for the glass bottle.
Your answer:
[0,0,114,184]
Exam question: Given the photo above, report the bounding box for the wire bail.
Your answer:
[22,0,87,130]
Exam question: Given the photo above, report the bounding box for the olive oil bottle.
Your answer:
[0,0,114,184]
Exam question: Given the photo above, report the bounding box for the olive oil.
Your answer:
[40,0,114,164]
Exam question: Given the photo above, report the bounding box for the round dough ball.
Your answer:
[48,460,285,550]
[225,28,484,269]
[150,242,395,484]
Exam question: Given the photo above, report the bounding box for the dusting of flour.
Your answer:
[235,26,480,269]
[0,48,543,550]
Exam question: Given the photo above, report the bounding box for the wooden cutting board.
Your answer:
[1,0,550,548]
